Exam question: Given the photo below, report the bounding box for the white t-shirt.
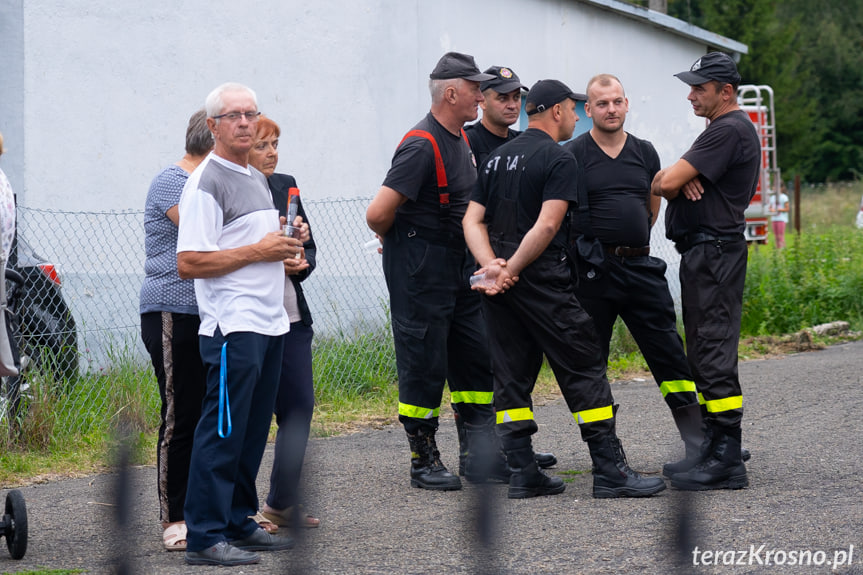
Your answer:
[177,153,290,337]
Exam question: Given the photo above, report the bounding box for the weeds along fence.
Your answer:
[3,198,683,437]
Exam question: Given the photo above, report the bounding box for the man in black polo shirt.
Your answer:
[564,74,707,479]
[652,52,761,490]
[463,79,666,500]
[465,66,527,170]
[367,52,509,491]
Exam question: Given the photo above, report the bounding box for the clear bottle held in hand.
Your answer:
[469,273,495,289]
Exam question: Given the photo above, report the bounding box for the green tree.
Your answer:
[667,0,863,182]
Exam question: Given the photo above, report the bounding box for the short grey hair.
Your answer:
[429,78,461,105]
[204,82,258,119]
[185,109,213,156]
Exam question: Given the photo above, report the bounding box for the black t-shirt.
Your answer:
[665,110,761,240]
[564,132,659,246]
[382,113,478,235]
[464,121,520,173]
[472,128,578,252]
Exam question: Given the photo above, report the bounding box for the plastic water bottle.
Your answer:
[469,273,495,288]
[363,238,382,254]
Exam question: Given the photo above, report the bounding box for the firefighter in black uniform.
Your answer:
[463,79,666,499]
[652,52,761,490]
[461,65,558,474]
[366,52,509,491]
[564,74,706,478]
[465,66,527,170]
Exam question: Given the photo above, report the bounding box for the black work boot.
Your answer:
[454,410,469,476]
[588,433,667,498]
[670,425,748,491]
[406,429,462,491]
[662,404,750,477]
[534,451,558,469]
[663,403,710,477]
[504,438,565,499]
[463,422,511,484]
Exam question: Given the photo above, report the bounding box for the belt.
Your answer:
[674,233,745,254]
[604,245,650,258]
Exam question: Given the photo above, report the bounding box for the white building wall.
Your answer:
[4,0,713,210]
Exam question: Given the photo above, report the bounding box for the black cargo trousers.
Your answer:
[382,219,495,435]
[679,239,748,428]
[575,254,698,411]
[483,240,615,446]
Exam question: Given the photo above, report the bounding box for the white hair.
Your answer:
[204,82,258,118]
[429,78,461,105]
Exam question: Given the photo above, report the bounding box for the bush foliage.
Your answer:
[743,228,863,335]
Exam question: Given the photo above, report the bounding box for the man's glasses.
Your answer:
[212,111,261,122]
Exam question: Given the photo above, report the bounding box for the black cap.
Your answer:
[429,52,496,82]
[480,66,528,94]
[675,52,742,86]
[525,79,578,116]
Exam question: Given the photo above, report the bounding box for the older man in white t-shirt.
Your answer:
[176,83,302,567]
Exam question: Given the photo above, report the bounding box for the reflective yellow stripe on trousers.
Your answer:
[496,407,534,424]
[398,403,440,419]
[573,404,614,424]
[659,379,696,397]
[697,394,743,413]
[450,391,494,406]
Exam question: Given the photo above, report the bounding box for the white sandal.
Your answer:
[163,522,187,551]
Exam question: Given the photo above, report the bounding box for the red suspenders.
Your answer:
[397,129,470,208]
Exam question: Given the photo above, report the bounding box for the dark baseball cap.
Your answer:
[480,66,528,94]
[525,79,578,116]
[675,52,742,86]
[429,52,495,82]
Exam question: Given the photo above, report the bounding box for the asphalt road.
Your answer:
[2,341,863,575]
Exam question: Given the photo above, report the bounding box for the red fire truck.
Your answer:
[738,84,781,243]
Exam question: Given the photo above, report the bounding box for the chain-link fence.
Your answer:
[3,198,396,433]
[2,197,683,434]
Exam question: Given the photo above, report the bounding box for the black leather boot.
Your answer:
[535,451,558,469]
[662,403,710,477]
[504,438,565,499]
[588,433,667,498]
[463,422,510,484]
[406,429,462,491]
[662,404,750,477]
[670,425,748,491]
